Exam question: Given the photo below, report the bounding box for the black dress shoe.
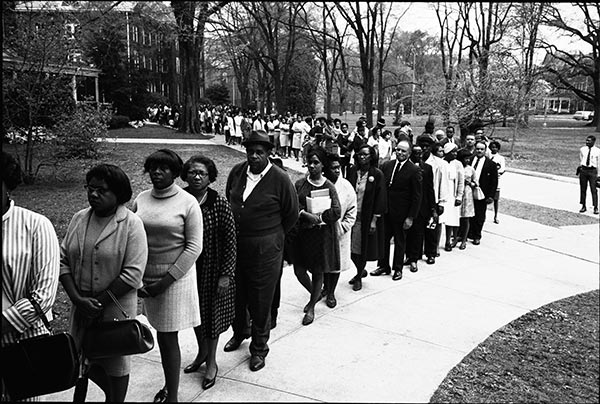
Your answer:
[224,336,247,352]
[326,294,337,308]
[370,267,391,276]
[472,239,481,245]
[426,256,435,265]
[352,277,362,291]
[348,270,368,284]
[409,262,418,273]
[249,355,265,371]
[392,269,403,281]
[202,365,218,390]
[183,356,206,373]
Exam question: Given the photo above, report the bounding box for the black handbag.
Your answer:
[1,294,79,401]
[82,290,154,360]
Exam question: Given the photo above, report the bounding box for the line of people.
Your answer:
[1,121,503,401]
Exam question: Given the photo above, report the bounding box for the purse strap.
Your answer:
[27,292,52,333]
[105,290,131,320]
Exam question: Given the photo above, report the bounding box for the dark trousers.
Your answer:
[579,167,598,208]
[469,199,488,240]
[270,263,284,321]
[377,215,407,272]
[406,215,426,262]
[232,231,284,357]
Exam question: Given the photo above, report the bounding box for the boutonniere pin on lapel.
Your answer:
[368,176,375,183]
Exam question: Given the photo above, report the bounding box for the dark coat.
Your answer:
[346,165,387,261]
[415,161,436,220]
[380,159,422,221]
[475,156,499,198]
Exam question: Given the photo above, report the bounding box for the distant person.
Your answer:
[439,126,457,147]
[578,135,599,214]
[461,133,476,156]
[2,152,60,402]
[468,142,498,245]
[441,143,464,251]
[457,150,476,250]
[489,141,506,223]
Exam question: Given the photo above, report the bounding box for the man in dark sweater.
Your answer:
[224,130,298,372]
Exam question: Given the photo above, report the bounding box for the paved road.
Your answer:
[46,135,599,402]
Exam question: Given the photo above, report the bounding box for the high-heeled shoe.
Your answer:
[302,309,314,325]
[202,365,218,390]
[183,356,207,373]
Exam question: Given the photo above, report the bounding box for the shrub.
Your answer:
[53,103,112,159]
[109,115,131,129]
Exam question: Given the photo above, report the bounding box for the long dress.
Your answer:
[441,159,465,227]
[292,176,342,273]
[335,176,357,272]
[461,165,476,218]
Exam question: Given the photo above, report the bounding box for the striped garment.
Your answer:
[2,201,60,347]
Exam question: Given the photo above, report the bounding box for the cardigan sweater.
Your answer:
[226,162,299,237]
[133,183,203,280]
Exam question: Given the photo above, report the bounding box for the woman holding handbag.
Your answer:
[60,163,148,402]
[2,152,61,401]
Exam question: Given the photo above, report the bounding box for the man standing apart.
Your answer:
[578,135,600,214]
[371,140,422,281]
[225,130,299,371]
[469,141,498,245]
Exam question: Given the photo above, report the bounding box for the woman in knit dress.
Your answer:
[133,149,203,403]
[60,164,148,402]
[292,146,341,326]
[457,149,477,250]
[181,155,236,391]
[441,142,464,251]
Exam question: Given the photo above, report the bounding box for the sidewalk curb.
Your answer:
[506,167,579,184]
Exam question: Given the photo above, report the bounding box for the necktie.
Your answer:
[473,157,481,170]
[586,147,591,166]
[389,161,400,187]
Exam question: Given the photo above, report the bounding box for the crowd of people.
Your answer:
[2,113,511,402]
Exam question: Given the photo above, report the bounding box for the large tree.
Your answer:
[541,3,600,132]
[171,1,228,135]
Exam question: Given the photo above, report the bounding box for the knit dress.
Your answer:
[133,183,203,332]
[184,187,236,339]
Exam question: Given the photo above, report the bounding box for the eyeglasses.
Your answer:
[84,185,110,195]
[187,170,209,178]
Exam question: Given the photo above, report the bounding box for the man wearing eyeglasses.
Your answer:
[371,140,422,281]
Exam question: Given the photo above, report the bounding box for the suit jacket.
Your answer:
[415,161,436,220]
[346,165,387,261]
[475,156,498,198]
[380,159,422,221]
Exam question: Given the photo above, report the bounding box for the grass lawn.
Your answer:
[430,289,599,403]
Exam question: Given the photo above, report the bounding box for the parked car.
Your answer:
[573,111,594,120]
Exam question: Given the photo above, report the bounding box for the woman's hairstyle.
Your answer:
[489,140,501,150]
[86,164,133,204]
[456,149,472,163]
[143,149,183,177]
[180,154,218,183]
[354,144,378,167]
[323,152,340,183]
[306,145,330,168]
[1,151,22,191]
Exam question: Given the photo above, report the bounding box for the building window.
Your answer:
[175,56,180,74]
[142,55,146,69]
[65,23,77,40]
[132,26,138,43]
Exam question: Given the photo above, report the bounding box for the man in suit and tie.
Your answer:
[439,125,457,147]
[405,144,437,273]
[469,141,498,245]
[371,140,422,280]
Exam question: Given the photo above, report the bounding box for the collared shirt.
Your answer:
[243,161,273,201]
[579,145,600,168]
[2,201,60,346]
[389,159,407,187]
[471,155,485,181]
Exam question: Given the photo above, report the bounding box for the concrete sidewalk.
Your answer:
[46,134,598,402]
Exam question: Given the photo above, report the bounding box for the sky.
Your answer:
[395,2,591,58]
